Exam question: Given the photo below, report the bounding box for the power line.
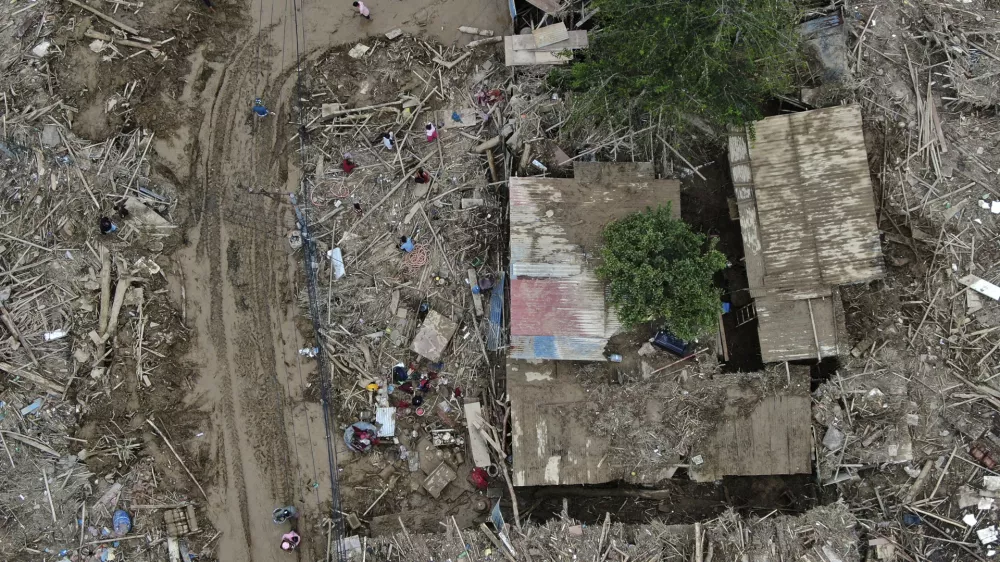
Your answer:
[286,0,347,556]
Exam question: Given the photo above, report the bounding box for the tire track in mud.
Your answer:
[193,34,272,555]
[191,26,303,557]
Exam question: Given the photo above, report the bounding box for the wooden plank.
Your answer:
[532,23,569,48]
[504,36,539,66]
[511,30,588,52]
[464,401,492,468]
[524,0,562,14]
[0,361,63,394]
[532,51,571,66]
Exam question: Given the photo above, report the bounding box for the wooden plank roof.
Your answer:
[749,105,884,293]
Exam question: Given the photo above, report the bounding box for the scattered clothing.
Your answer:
[281,531,301,551]
[451,110,462,122]
[399,236,415,253]
[425,123,438,142]
[99,217,117,234]
[273,506,298,524]
[413,168,431,184]
[353,1,370,18]
[342,158,356,174]
[381,131,394,150]
[353,202,363,216]
[252,98,269,117]
[114,202,130,219]
[345,422,380,453]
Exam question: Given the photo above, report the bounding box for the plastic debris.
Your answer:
[112,509,132,536]
[20,398,43,416]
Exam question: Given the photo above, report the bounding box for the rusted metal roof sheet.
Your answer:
[756,294,842,362]
[508,166,680,361]
[728,107,882,362]
[511,277,606,337]
[750,105,884,293]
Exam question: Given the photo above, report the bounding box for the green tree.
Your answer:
[597,206,726,340]
[554,0,802,131]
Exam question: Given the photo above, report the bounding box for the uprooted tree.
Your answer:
[553,0,802,133]
[597,205,726,340]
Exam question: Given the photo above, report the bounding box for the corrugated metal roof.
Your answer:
[509,335,609,362]
[508,164,681,361]
[728,107,882,362]
[510,277,607,338]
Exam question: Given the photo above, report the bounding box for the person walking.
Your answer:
[272,506,298,524]
[252,98,271,117]
[352,1,370,19]
[413,168,431,184]
[280,531,301,551]
[99,216,118,234]
[380,131,394,150]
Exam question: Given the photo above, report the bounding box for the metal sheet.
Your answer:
[509,335,609,361]
[375,407,396,437]
[507,169,679,361]
[510,277,607,338]
[756,296,840,362]
[486,273,506,351]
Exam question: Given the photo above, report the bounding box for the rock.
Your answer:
[348,44,370,59]
[32,41,52,57]
[41,125,61,148]
[822,427,845,451]
[638,342,657,357]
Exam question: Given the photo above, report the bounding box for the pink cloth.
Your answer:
[356,1,369,16]
[426,124,438,142]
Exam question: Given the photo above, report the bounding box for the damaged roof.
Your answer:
[728,106,882,362]
[729,105,884,298]
[509,162,680,361]
[689,366,813,482]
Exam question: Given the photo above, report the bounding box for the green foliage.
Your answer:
[597,206,726,340]
[553,0,802,132]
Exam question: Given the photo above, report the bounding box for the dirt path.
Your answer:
[157,0,507,560]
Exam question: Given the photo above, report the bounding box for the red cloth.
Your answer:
[342,159,356,174]
[468,467,489,490]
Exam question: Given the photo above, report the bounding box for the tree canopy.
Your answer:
[554,0,802,132]
[597,206,726,340]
